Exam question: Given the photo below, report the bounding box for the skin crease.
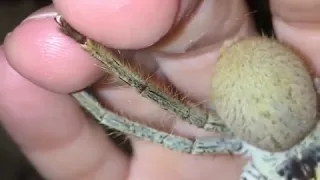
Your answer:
[1,0,320,180]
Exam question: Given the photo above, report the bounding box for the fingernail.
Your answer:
[21,11,58,24]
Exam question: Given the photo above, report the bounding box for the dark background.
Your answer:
[0,0,272,179]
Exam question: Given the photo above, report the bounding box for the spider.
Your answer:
[55,15,320,180]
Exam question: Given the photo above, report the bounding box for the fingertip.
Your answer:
[0,49,129,179]
[53,0,180,49]
[4,14,103,93]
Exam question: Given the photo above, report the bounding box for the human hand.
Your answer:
[1,0,320,179]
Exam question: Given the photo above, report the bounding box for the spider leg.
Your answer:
[73,91,241,154]
[75,89,284,180]
[54,15,230,134]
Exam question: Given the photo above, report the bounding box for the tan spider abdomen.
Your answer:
[211,37,318,152]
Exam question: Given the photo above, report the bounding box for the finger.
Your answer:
[128,140,247,180]
[4,5,103,93]
[0,46,129,180]
[52,0,183,49]
[153,0,257,101]
[270,0,320,74]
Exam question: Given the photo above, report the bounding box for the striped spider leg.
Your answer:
[73,91,242,155]
[54,14,243,154]
[54,15,230,134]
[55,15,320,180]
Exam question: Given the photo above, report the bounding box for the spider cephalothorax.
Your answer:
[55,15,320,180]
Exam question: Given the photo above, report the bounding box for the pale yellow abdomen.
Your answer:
[211,37,317,152]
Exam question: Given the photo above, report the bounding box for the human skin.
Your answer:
[1,0,320,179]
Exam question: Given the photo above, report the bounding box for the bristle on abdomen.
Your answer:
[210,37,317,152]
